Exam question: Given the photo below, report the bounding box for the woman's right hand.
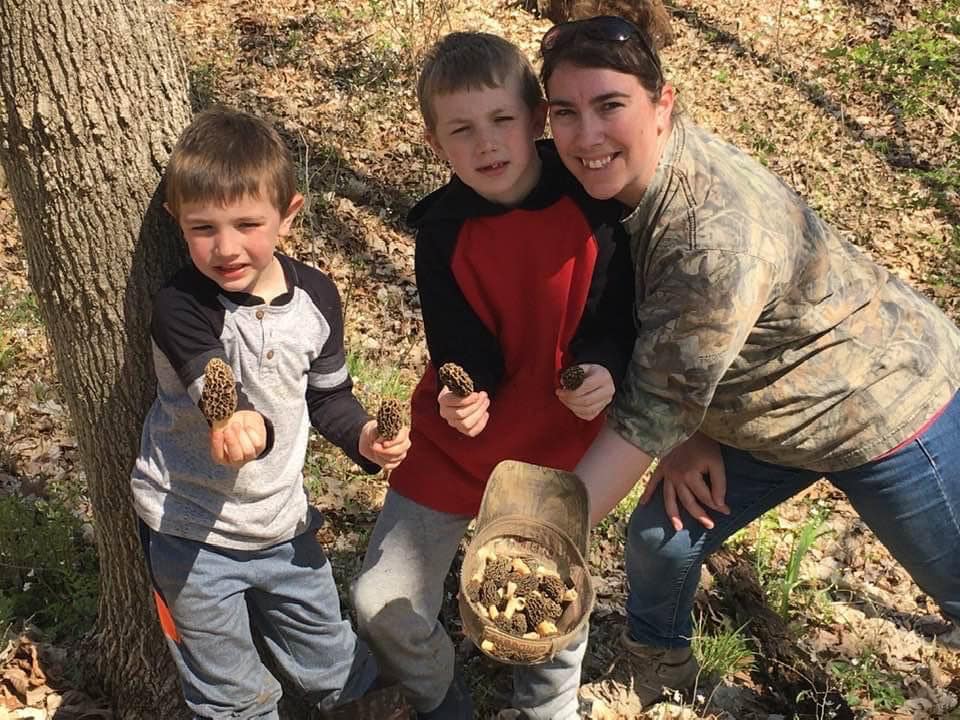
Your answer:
[438,386,490,437]
[640,431,730,531]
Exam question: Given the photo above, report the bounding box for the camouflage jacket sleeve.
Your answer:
[610,120,960,467]
[610,241,775,458]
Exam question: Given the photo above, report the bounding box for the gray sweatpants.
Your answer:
[351,490,586,718]
[140,518,378,719]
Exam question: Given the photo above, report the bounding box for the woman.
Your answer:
[540,15,960,708]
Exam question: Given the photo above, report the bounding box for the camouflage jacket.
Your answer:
[611,119,960,471]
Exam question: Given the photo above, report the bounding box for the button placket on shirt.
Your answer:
[256,308,279,378]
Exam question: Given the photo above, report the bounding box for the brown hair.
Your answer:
[540,18,664,101]
[165,106,297,217]
[417,32,544,131]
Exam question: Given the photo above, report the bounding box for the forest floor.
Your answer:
[0,0,959,718]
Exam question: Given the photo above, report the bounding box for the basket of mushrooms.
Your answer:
[458,460,595,665]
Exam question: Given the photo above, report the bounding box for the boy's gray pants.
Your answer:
[140,518,378,719]
[351,490,586,719]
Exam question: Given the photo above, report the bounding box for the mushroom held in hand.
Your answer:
[559,365,585,391]
[376,399,404,441]
[438,363,474,397]
[200,358,237,431]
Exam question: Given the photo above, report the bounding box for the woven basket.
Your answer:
[458,460,595,665]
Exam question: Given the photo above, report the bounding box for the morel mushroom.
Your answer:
[507,572,538,597]
[438,363,474,397]
[539,575,567,604]
[376,398,403,441]
[200,358,237,430]
[541,596,563,619]
[559,365,586,391]
[524,593,551,628]
[493,614,511,633]
[484,557,512,586]
[480,580,500,609]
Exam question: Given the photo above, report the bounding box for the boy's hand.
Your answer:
[210,410,267,467]
[556,364,614,421]
[438,386,490,437]
[359,419,410,471]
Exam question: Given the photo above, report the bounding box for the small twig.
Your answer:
[915,94,960,137]
[340,32,375,52]
[774,0,785,74]
[766,655,838,720]
[296,129,317,268]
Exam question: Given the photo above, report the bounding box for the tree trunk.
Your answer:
[0,1,192,716]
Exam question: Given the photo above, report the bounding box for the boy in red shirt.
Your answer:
[351,32,634,719]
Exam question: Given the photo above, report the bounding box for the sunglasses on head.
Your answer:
[540,15,664,85]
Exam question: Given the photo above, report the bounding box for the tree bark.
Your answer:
[0,1,191,716]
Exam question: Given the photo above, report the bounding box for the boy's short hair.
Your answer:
[165,106,297,217]
[417,32,544,131]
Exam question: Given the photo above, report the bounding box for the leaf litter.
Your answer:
[0,0,958,717]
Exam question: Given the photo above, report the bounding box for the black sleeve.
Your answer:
[300,268,379,474]
[415,221,506,396]
[151,277,275,454]
[567,203,637,389]
[151,279,257,415]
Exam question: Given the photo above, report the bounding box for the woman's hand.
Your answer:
[210,410,267,467]
[556,364,614,421]
[359,420,411,472]
[640,432,729,531]
[438,387,490,437]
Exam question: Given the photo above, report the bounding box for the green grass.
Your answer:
[0,329,18,372]
[0,283,42,326]
[0,494,99,643]
[776,513,831,619]
[829,652,905,711]
[736,121,777,166]
[823,5,960,230]
[827,1,960,118]
[728,508,779,586]
[188,63,220,111]
[0,283,45,373]
[347,348,415,401]
[691,613,755,678]
[728,505,833,622]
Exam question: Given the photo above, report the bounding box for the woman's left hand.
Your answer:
[556,364,614,420]
[640,431,729,531]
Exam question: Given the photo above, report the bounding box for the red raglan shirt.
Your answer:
[389,142,635,516]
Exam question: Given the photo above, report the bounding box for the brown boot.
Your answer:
[579,630,700,716]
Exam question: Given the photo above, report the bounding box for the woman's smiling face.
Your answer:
[546,62,674,208]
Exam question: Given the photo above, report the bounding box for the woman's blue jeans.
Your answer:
[625,392,960,648]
